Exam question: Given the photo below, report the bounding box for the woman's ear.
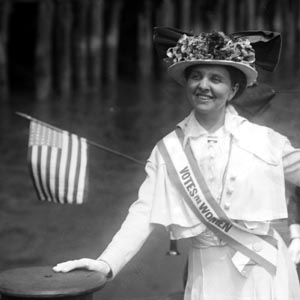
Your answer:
[228,83,239,101]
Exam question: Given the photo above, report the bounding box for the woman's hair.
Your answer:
[226,66,247,99]
[184,65,247,99]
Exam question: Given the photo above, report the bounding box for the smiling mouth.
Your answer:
[194,93,214,101]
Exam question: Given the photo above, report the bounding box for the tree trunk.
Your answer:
[138,0,153,78]
[264,0,276,29]
[180,0,191,31]
[193,0,202,33]
[156,0,175,27]
[106,0,123,82]
[279,0,292,68]
[246,0,255,30]
[237,0,247,29]
[210,0,224,31]
[292,0,300,71]
[72,0,89,91]
[55,0,72,96]
[273,0,282,32]
[0,0,10,101]
[226,0,235,33]
[256,0,267,29]
[88,0,105,90]
[35,0,54,100]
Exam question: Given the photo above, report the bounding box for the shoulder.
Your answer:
[234,118,289,162]
[147,127,182,167]
[147,131,173,164]
[240,119,287,144]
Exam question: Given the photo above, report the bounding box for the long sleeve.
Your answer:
[283,141,300,186]
[97,160,157,278]
[283,142,300,237]
[288,186,300,225]
[286,184,300,240]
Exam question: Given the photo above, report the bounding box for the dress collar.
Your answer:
[177,105,246,147]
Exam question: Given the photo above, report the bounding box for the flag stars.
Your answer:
[27,120,88,204]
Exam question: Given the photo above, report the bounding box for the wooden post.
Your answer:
[0,0,11,101]
[106,0,123,82]
[35,0,54,101]
[87,0,105,90]
[55,0,72,96]
[72,0,89,91]
[138,0,153,78]
[0,266,106,300]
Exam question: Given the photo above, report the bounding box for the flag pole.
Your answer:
[16,112,179,253]
[15,111,145,166]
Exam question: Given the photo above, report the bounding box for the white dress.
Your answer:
[99,106,300,300]
[183,113,299,300]
[185,229,299,300]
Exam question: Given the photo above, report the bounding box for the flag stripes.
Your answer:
[27,120,88,204]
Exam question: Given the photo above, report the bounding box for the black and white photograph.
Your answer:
[1,1,300,299]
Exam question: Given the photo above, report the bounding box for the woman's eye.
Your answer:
[189,73,201,80]
[211,76,222,83]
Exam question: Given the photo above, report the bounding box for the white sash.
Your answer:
[157,128,278,276]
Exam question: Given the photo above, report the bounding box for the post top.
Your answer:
[0,266,107,298]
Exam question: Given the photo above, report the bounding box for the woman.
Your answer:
[54,30,300,299]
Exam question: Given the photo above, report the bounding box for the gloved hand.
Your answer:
[53,258,111,276]
[288,238,300,264]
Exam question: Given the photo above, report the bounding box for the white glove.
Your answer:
[288,238,300,264]
[53,258,111,276]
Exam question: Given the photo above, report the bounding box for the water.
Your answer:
[0,74,300,299]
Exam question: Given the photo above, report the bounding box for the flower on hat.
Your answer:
[165,32,256,68]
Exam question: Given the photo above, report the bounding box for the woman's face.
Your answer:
[185,65,238,117]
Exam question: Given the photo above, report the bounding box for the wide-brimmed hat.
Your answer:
[153,28,281,87]
[168,59,257,87]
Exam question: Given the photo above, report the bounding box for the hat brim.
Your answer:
[167,60,257,86]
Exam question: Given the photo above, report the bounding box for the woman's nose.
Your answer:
[197,77,209,90]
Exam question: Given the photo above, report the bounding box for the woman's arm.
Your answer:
[282,142,300,263]
[288,186,300,264]
[283,142,300,186]
[54,158,158,277]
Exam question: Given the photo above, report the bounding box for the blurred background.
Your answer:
[0,0,300,299]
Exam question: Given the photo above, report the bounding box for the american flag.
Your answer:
[27,120,88,204]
